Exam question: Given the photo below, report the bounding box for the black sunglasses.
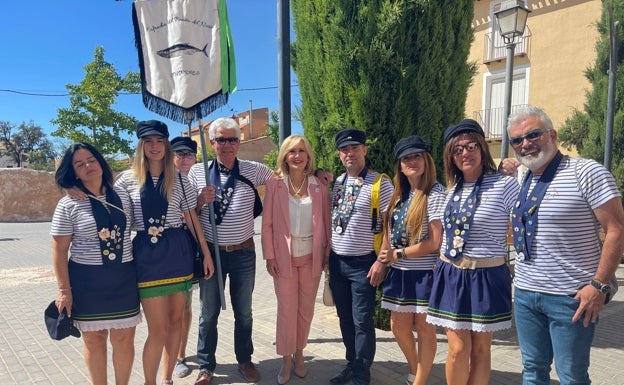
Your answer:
[213,137,239,144]
[509,129,547,147]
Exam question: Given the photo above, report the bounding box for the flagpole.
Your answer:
[197,118,226,310]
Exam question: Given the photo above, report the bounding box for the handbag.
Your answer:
[322,266,334,306]
[179,173,204,283]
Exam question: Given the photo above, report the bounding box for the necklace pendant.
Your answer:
[293,193,301,199]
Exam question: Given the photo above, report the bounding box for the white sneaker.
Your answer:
[174,359,191,378]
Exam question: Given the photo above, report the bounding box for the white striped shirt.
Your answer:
[330,171,394,255]
[187,159,274,245]
[514,157,621,295]
[50,186,133,265]
[436,173,519,258]
[115,171,196,231]
[392,182,446,270]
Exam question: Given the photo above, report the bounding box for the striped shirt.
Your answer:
[514,157,621,295]
[187,159,274,245]
[50,186,133,265]
[330,171,394,256]
[391,182,446,270]
[115,171,195,231]
[436,173,519,258]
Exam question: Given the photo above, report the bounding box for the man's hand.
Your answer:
[498,158,521,176]
[315,169,334,185]
[377,249,396,265]
[197,185,216,207]
[366,260,388,287]
[572,284,606,327]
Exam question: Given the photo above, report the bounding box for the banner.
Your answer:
[132,0,236,123]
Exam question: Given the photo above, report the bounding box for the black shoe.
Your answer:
[329,366,352,384]
[352,378,369,385]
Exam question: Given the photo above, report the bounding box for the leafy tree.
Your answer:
[0,120,56,169]
[558,1,624,192]
[291,0,476,179]
[51,46,141,157]
[263,110,280,170]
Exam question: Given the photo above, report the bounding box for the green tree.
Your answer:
[51,46,141,157]
[263,110,280,170]
[291,0,476,178]
[558,1,624,192]
[0,120,56,169]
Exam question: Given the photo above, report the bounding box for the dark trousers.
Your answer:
[329,250,377,384]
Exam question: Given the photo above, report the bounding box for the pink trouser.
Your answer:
[273,253,321,356]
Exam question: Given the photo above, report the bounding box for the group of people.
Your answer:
[50,105,623,385]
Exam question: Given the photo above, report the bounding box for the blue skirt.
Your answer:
[68,259,141,330]
[426,258,512,332]
[133,227,194,299]
[381,267,433,314]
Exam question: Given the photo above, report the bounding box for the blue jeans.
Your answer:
[197,246,256,371]
[329,250,377,384]
[514,287,596,385]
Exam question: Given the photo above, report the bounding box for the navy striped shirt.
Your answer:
[514,157,621,295]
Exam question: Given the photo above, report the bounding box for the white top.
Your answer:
[514,157,621,295]
[288,179,313,257]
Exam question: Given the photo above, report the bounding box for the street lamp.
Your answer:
[494,0,531,159]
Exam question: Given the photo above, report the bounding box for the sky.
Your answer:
[0,0,301,147]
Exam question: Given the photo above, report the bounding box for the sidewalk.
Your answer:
[0,221,623,385]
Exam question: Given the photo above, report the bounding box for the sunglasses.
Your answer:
[453,142,479,156]
[175,151,196,159]
[509,129,547,147]
[213,137,240,145]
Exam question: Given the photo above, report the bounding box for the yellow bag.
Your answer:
[371,173,391,254]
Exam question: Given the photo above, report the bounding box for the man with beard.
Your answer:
[503,105,624,385]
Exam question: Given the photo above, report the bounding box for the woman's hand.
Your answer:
[202,251,215,280]
[266,259,279,278]
[377,249,396,265]
[65,187,87,200]
[55,290,73,317]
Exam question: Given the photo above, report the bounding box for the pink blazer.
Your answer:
[261,175,331,278]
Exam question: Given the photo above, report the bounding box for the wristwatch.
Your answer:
[590,279,611,295]
[396,248,405,260]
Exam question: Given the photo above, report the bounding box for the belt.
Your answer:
[209,238,254,252]
[439,254,506,270]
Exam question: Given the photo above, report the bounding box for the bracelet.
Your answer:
[58,288,72,293]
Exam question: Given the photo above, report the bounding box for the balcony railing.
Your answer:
[483,26,531,63]
[474,104,528,140]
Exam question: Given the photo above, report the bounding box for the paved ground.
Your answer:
[0,220,623,385]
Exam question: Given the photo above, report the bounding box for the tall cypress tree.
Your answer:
[558,1,624,192]
[291,0,476,178]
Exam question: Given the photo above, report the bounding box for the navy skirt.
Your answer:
[133,227,194,299]
[381,267,433,313]
[69,259,141,330]
[426,258,512,332]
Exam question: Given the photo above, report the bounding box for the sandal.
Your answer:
[161,380,173,385]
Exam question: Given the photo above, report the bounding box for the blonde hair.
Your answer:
[442,132,496,189]
[132,139,176,201]
[275,135,316,178]
[386,152,437,244]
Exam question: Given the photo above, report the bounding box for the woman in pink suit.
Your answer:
[262,135,331,385]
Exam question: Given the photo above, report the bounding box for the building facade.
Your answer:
[465,0,601,160]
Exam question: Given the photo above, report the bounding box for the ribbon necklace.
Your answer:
[512,151,564,261]
[332,166,368,234]
[208,158,240,225]
[85,186,127,263]
[390,191,414,248]
[140,171,168,244]
[443,172,485,261]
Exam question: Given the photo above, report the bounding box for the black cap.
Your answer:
[44,301,81,341]
[335,128,366,149]
[171,137,197,154]
[443,119,485,144]
[394,135,431,159]
[137,120,169,139]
